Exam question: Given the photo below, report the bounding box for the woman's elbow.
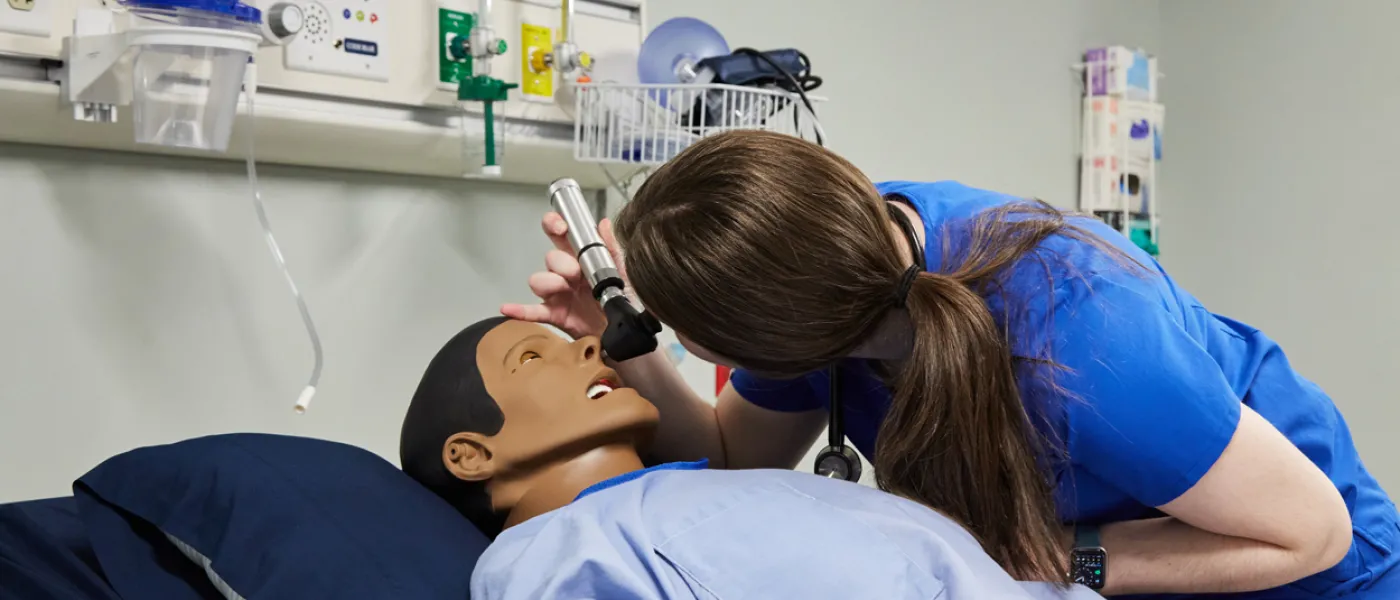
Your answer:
[1297,492,1353,575]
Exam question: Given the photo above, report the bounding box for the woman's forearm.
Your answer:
[1099,517,1343,596]
[612,350,727,466]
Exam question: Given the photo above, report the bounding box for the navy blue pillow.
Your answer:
[74,433,490,599]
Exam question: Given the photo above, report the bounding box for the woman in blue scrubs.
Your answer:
[503,131,1398,598]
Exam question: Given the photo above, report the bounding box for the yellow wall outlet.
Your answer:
[520,22,553,99]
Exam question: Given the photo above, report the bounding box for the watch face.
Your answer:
[1071,547,1107,589]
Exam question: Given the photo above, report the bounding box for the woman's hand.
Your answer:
[500,213,627,340]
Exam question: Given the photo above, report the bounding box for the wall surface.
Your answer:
[648,0,1162,206]
[1160,0,1400,489]
[0,143,565,502]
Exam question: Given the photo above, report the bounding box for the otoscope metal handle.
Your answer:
[549,178,621,299]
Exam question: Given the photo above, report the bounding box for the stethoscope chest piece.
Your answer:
[815,444,862,482]
[817,365,862,483]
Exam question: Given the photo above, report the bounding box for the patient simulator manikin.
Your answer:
[400,317,1103,600]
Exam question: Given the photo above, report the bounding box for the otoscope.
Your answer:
[548,178,663,362]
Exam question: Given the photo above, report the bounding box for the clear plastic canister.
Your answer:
[126,6,258,152]
[131,45,250,151]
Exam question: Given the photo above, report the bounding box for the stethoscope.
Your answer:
[814,200,926,483]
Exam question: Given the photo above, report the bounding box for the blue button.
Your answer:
[342,8,351,19]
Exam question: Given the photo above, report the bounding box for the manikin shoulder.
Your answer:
[474,469,1101,600]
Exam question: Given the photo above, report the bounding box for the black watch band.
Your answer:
[1070,524,1107,590]
[1074,524,1101,548]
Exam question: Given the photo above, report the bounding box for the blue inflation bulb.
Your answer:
[637,17,729,85]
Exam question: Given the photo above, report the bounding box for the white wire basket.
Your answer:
[571,82,825,165]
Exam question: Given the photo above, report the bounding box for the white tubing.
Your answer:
[245,64,325,415]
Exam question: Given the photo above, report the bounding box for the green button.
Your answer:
[495,40,508,54]
[1095,569,1101,575]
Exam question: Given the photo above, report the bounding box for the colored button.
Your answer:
[355,10,364,21]
[342,8,350,19]
[370,13,378,24]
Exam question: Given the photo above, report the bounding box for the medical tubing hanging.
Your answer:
[244,65,324,414]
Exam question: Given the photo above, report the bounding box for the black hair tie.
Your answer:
[892,265,922,308]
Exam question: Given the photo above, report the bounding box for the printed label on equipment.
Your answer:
[344,38,379,56]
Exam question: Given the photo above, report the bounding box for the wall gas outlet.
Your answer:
[435,7,474,92]
[520,22,553,100]
[284,0,392,82]
[0,0,52,37]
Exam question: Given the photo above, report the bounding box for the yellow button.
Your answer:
[579,52,593,69]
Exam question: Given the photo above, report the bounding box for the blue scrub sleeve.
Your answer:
[729,369,824,412]
[1058,279,1243,509]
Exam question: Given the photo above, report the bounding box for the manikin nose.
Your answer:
[573,337,600,364]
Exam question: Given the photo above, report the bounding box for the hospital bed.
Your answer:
[0,434,490,599]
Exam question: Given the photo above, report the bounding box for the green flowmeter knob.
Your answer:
[449,35,470,61]
[495,39,508,55]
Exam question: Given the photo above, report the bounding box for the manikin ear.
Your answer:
[442,432,496,482]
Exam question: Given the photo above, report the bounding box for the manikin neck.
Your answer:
[501,443,645,529]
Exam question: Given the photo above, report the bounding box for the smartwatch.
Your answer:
[1069,524,1107,590]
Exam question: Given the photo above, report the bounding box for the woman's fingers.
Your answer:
[528,270,572,298]
[544,249,583,283]
[500,302,553,323]
[543,212,575,255]
[598,218,627,279]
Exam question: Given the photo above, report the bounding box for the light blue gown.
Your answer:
[471,462,1102,599]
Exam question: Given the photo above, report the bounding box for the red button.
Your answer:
[370,13,378,24]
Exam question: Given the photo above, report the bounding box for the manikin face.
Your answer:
[440,320,660,485]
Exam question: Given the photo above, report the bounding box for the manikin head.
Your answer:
[399,317,660,535]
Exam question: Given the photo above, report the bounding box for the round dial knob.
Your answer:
[268,3,305,39]
[449,35,470,60]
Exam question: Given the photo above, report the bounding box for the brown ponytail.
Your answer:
[879,269,1064,582]
[876,197,1138,583]
[615,130,1137,583]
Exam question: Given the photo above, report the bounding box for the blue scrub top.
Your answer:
[472,465,1106,600]
[730,181,1400,599]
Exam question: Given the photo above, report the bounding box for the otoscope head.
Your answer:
[600,294,663,362]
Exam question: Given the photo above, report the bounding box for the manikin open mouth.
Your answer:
[587,377,619,400]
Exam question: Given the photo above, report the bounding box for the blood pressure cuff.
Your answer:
[698,49,807,87]
[73,433,491,599]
